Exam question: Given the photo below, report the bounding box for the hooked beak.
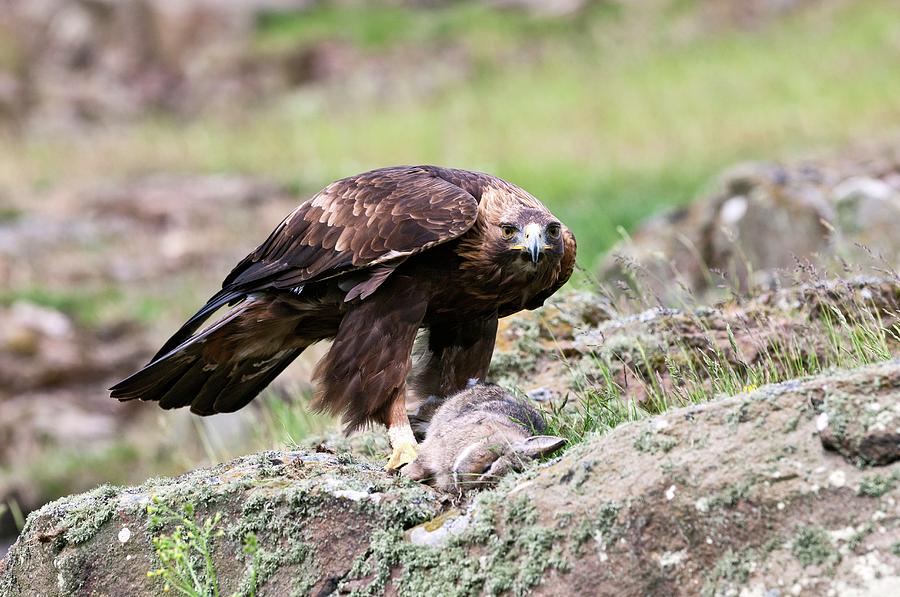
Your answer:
[514,222,546,264]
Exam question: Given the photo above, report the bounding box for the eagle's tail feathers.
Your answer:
[157,360,212,410]
[187,364,234,416]
[112,335,305,417]
[212,348,304,414]
[109,354,194,401]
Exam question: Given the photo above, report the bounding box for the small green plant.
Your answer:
[5,499,25,532]
[147,501,223,596]
[147,500,260,597]
[0,207,21,222]
[542,355,645,445]
[857,472,899,498]
[241,533,261,597]
[847,523,874,551]
[702,549,754,595]
[791,525,839,568]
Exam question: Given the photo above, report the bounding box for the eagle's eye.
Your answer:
[546,224,561,239]
[500,224,517,240]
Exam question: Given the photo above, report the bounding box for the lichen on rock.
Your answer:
[3,361,900,595]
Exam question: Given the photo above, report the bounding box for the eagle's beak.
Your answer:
[522,223,545,264]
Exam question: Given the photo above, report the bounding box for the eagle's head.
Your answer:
[492,206,565,273]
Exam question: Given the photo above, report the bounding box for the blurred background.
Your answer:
[1,0,899,554]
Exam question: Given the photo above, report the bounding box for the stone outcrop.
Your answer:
[601,148,900,303]
[2,360,900,595]
[492,277,900,408]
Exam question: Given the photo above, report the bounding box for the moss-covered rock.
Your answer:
[4,362,900,595]
[0,451,440,596]
[599,151,900,303]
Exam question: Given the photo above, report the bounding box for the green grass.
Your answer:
[0,207,21,222]
[542,280,900,446]
[2,1,899,268]
[147,501,261,597]
[253,1,619,53]
[18,443,143,501]
[0,287,122,327]
[187,388,336,465]
[0,500,24,533]
[253,391,333,449]
[0,286,175,327]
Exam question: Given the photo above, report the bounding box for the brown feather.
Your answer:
[111,166,576,435]
[111,295,312,414]
[222,166,480,293]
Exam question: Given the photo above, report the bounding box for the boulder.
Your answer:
[1,451,441,596]
[3,360,900,595]
[601,148,900,303]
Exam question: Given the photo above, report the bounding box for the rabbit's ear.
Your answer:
[511,435,566,459]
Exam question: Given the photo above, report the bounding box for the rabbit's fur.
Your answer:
[403,383,564,493]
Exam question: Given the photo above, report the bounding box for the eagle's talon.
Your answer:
[386,441,418,471]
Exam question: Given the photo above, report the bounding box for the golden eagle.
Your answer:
[110,166,576,468]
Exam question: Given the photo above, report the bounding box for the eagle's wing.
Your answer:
[223,165,480,292]
[148,166,481,362]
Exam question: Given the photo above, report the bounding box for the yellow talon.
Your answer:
[386,441,418,470]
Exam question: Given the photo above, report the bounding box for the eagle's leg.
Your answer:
[311,273,429,470]
[385,387,418,470]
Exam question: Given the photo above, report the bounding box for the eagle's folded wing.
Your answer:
[148,166,481,362]
[222,165,481,292]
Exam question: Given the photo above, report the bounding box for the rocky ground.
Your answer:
[0,1,899,592]
[2,359,898,595]
[493,276,900,410]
